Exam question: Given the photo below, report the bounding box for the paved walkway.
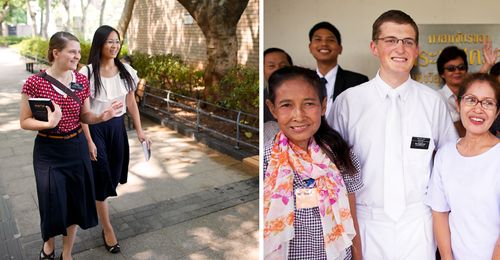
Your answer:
[0,47,259,259]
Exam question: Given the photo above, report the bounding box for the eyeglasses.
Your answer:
[375,36,416,48]
[105,40,121,45]
[461,94,498,110]
[444,64,467,72]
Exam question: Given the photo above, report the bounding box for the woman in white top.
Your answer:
[80,25,151,254]
[425,73,500,259]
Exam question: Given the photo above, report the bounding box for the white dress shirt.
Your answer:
[437,84,460,122]
[331,72,458,209]
[425,142,500,260]
[317,65,338,118]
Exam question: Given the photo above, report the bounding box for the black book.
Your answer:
[28,98,54,122]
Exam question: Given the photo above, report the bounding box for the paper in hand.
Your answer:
[142,141,151,161]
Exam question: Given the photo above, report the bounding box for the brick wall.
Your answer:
[127,0,259,69]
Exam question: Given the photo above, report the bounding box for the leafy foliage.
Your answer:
[129,52,204,97]
[14,37,128,66]
[0,36,26,46]
[217,66,258,114]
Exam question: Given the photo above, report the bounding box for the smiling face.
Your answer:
[53,40,81,71]
[441,57,467,89]
[264,51,291,82]
[266,77,326,150]
[459,81,499,136]
[370,22,419,84]
[309,28,342,66]
[101,31,121,60]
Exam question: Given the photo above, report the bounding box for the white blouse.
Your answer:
[79,63,139,116]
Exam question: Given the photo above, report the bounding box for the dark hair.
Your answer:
[308,21,342,45]
[490,62,500,77]
[372,10,419,43]
[264,47,293,66]
[267,66,356,175]
[87,25,135,96]
[458,73,500,111]
[436,46,468,76]
[47,31,80,62]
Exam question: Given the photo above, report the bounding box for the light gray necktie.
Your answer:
[383,91,406,221]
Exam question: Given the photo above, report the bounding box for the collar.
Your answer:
[317,65,339,84]
[440,84,456,99]
[374,71,411,103]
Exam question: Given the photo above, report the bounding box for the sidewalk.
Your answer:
[0,47,259,259]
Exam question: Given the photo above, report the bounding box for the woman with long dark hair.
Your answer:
[263,66,362,259]
[20,31,122,260]
[80,25,151,253]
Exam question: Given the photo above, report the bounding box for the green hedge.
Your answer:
[218,66,259,115]
[14,37,128,64]
[130,52,204,97]
[130,52,258,114]
[0,36,27,46]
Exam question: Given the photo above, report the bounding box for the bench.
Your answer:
[24,55,49,74]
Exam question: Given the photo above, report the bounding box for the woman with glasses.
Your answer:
[79,25,151,254]
[425,73,500,259]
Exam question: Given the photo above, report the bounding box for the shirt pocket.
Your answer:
[404,134,435,196]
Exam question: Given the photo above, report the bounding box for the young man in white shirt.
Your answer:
[308,21,368,124]
[331,10,458,259]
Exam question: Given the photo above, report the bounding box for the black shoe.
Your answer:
[39,245,55,260]
[59,253,62,260]
[102,230,121,253]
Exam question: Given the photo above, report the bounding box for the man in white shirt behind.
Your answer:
[331,10,458,259]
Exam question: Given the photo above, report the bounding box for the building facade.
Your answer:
[127,0,259,69]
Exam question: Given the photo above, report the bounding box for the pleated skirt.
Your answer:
[33,132,98,242]
[89,116,129,201]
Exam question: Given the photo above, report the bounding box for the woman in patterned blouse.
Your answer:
[263,66,362,259]
[19,32,122,260]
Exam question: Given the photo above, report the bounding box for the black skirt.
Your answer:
[89,116,129,201]
[33,132,98,242]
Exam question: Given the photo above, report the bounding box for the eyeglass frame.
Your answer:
[444,64,467,72]
[459,94,498,110]
[105,40,121,45]
[374,36,417,48]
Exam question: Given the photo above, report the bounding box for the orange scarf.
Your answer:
[264,132,355,259]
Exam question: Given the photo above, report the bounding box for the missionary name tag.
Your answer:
[410,137,430,149]
[70,82,83,91]
[296,188,319,209]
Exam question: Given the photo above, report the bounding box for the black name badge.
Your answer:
[410,137,430,149]
[70,82,83,91]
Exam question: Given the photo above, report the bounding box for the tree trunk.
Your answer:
[116,0,135,39]
[177,0,249,92]
[99,0,106,26]
[62,0,70,31]
[26,0,37,37]
[0,1,10,36]
[42,0,50,39]
[38,1,44,36]
[80,0,90,39]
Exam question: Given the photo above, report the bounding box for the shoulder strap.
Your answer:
[38,71,81,104]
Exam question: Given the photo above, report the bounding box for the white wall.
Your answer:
[264,0,500,78]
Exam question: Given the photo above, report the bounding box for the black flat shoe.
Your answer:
[59,253,62,260]
[102,230,120,254]
[39,245,55,260]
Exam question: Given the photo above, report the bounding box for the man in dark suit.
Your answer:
[308,21,369,124]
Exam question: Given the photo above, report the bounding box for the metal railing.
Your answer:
[140,85,258,151]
